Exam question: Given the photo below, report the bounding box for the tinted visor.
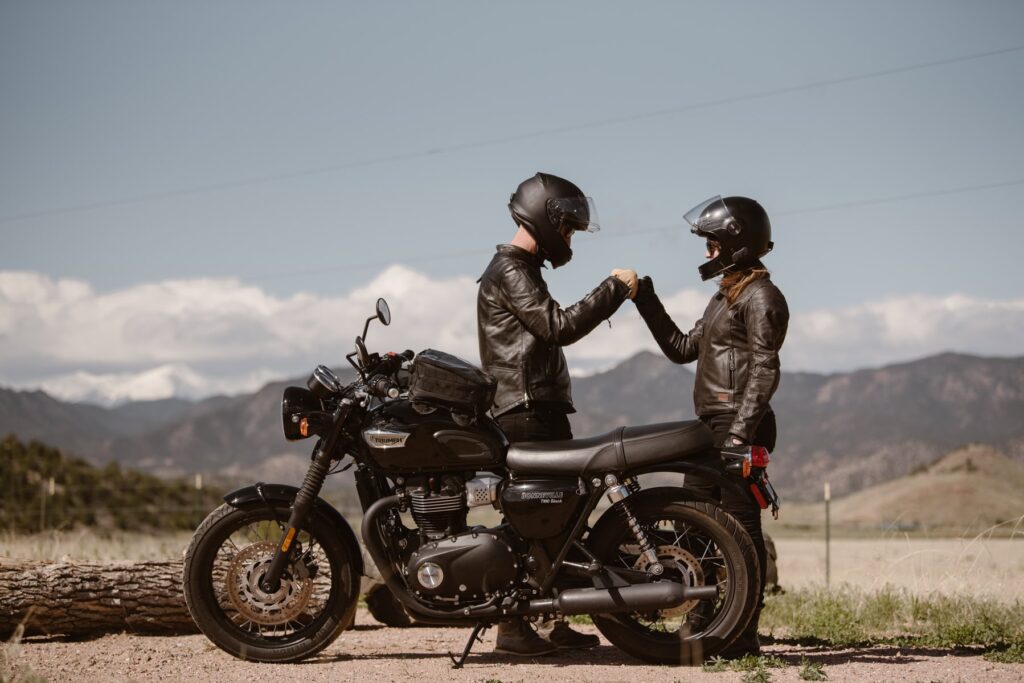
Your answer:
[684,195,734,237]
[547,196,600,236]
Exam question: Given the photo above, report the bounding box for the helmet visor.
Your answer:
[547,196,600,235]
[683,195,734,237]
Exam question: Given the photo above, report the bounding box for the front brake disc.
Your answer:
[226,541,313,626]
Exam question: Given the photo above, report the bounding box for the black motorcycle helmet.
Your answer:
[683,195,773,281]
[508,172,599,268]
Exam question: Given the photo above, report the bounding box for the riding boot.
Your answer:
[493,619,557,657]
[536,618,599,649]
[718,617,761,659]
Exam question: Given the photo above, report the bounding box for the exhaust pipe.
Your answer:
[521,582,717,617]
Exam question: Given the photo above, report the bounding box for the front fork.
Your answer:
[259,445,333,593]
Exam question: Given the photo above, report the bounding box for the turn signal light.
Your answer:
[300,417,310,438]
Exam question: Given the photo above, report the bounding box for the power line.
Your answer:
[774,178,1024,217]
[243,177,1024,280]
[2,44,1022,226]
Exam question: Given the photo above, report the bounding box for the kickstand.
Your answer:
[448,621,491,669]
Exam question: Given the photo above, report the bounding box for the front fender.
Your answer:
[223,483,364,579]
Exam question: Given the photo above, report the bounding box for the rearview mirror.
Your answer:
[376,298,391,326]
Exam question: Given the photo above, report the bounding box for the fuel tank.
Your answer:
[361,399,508,472]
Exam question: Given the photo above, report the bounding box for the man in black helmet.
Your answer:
[632,195,789,658]
[478,172,638,656]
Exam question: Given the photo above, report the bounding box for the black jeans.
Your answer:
[494,404,572,635]
[686,411,777,640]
[495,404,573,442]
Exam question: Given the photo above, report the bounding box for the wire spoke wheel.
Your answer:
[586,490,760,664]
[184,502,358,662]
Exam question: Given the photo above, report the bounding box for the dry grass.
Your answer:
[770,533,1024,604]
[1,622,45,683]
[0,528,192,563]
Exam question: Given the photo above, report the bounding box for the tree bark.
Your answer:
[1,558,367,639]
[0,560,196,638]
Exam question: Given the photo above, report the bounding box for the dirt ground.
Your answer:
[7,608,1023,683]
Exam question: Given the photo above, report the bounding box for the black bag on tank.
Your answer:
[408,349,497,417]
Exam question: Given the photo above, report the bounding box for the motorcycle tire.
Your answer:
[586,489,760,665]
[183,502,359,663]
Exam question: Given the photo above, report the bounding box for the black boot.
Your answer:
[538,619,599,649]
[718,604,762,659]
[493,619,557,657]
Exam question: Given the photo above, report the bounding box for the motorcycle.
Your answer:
[183,298,779,666]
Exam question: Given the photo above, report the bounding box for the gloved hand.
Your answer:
[635,275,656,304]
[724,435,747,449]
[611,268,638,299]
[720,436,752,477]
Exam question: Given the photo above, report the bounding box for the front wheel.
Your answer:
[183,502,359,662]
[586,490,760,664]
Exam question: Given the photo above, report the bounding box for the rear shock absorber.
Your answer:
[604,474,663,576]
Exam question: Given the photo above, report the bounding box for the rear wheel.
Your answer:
[183,502,359,662]
[586,490,760,664]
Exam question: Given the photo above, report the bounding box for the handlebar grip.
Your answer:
[369,376,399,399]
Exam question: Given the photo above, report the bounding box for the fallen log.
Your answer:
[0,559,196,638]
[0,559,365,639]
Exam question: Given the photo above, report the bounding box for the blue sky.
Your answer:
[1,1,1022,404]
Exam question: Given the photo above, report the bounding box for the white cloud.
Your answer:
[2,268,1022,404]
[38,364,281,405]
[783,294,1024,372]
[0,266,479,404]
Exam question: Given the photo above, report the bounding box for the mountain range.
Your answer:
[2,351,1023,502]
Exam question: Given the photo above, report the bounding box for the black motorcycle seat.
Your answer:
[505,420,714,475]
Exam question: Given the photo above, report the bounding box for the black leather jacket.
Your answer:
[477,244,629,416]
[635,272,789,443]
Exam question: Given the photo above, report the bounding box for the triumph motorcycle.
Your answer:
[183,299,780,667]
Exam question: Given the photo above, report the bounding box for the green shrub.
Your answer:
[798,656,827,681]
[762,587,1024,649]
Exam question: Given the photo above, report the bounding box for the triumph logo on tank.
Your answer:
[363,428,410,449]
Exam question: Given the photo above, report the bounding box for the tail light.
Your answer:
[750,446,770,468]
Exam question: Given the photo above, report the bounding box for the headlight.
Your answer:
[282,386,324,441]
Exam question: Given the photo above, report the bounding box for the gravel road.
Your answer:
[7,609,1023,682]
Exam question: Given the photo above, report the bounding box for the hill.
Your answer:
[0,435,224,533]
[777,444,1024,533]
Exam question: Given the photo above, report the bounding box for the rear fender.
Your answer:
[626,456,747,499]
[590,485,721,543]
[223,483,364,579]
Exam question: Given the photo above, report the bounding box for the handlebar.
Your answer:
[369,375,400,399]
[365,349,414,399]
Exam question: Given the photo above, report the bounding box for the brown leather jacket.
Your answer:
[477,244,629,416]
[634,272,789,443]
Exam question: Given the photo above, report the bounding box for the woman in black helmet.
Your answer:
[633,195,789,657]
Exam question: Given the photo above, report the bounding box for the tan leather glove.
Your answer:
[611,268,639,299]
